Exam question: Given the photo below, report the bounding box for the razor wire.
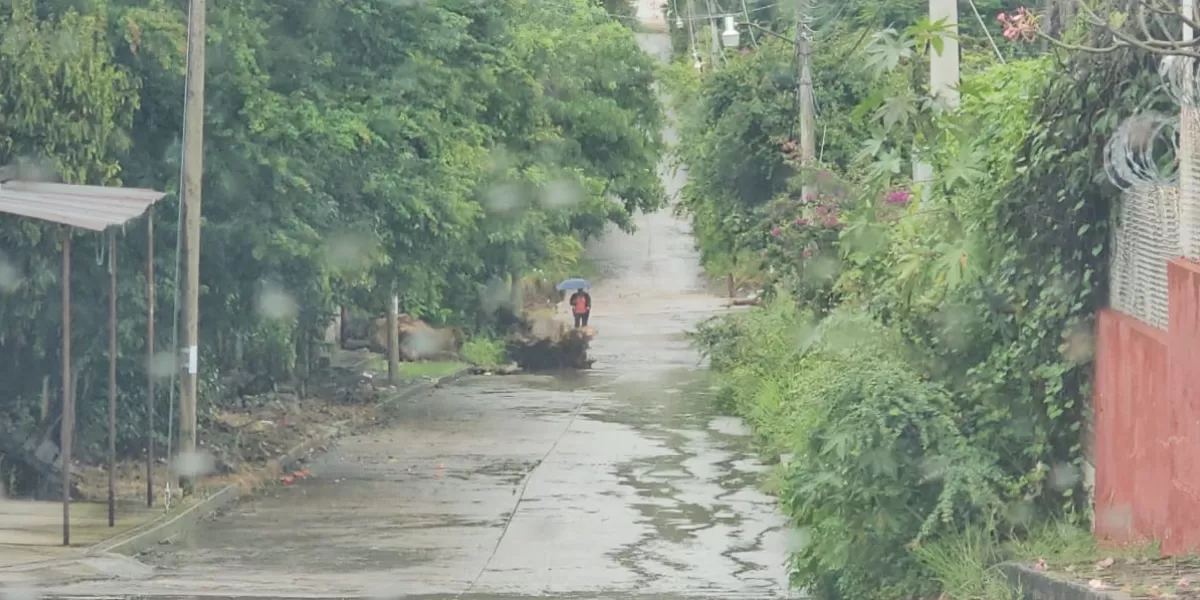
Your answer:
[1101,53,1200,328]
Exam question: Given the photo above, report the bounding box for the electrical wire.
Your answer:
[966,0,1006,63]
[539,0,789,24]
[741,0,759,48]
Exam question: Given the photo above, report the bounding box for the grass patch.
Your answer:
[913,521,1161,600]
[1008,521,1158,565]
[398,360,467,378]
[362,355,465,378]
[461,337,508,369]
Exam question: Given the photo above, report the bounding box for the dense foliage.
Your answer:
[673,6,1174,598]
[0,0,664,473]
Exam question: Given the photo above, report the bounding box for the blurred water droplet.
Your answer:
[147,351,177,380]
[921,456,950,482]
[485,183,524,213]
[257,285,298,320]
[1099,504,1133,533]
[1049,462,1081,491]
[324,232,378,273]
[786,528,811,553]
[364,583,400,600]
[1005,501,1035,526]
[1,585,40,600]
[0,253,20,293]
[171,451,215,479]
[804,255,840,283]
[479,278,514,314]
[401,329,440,359]
[539,179,584,209]
[1062,326,1095,364]
[935,304,974,352]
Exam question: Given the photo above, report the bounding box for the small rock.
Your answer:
[1087,579,1106,589]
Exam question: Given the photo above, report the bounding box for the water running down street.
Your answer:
[38,31,795,600]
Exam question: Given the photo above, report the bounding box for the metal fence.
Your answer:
[1109,184,1179,329]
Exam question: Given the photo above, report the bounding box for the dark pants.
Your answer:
[574,311,590,327]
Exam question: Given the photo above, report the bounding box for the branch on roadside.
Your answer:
[1002,0,1200,58]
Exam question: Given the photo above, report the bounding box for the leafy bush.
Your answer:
[681,11,1175,598]
[696,306,1004,599]
[460,337,508,370]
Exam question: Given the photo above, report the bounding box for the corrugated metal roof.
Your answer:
[0,181,167,231]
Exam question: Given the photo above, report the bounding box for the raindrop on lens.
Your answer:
[1048,462,1081,491]
[0,254,20,293]
[257,285,298,320]
[171,451,216,479]
[0,586,40,600]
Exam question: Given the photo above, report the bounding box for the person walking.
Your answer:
[569,288,591,328]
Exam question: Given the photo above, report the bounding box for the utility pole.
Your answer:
[1180,0,1198,260]
[796,0,815,199]
[686,0,700,69]
[706,0,720,64]
[929,0,960,106]
[387,294,399,384]
[915,0,960,194]
[178,0,207,493]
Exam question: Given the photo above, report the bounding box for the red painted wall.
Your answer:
[1095,258,1200,554]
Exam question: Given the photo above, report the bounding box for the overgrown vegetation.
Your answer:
[0,0,662,479]
[672,2,1173,597]
[460,337,508,370]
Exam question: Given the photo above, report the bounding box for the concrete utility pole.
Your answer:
[178,0,207,493]
[706,0,720,64]
[1180,0,1198,260]
[796,0,815,199]
[915,0,960,193]
[387,294,399,384]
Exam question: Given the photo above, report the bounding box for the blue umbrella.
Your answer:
[556,277,590,291]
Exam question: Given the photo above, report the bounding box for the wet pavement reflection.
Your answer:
[43,32,794,600]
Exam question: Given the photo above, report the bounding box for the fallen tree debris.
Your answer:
[506,317,594,370]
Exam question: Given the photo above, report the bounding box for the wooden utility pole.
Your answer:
[146,212,155,508]
[107,233,117,527]
[796,0,815,199]
[60,229,72,546]
[178,0,207,493]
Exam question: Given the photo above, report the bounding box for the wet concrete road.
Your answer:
[42,32,793,600]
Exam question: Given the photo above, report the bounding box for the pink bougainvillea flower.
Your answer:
[886,189,911,205]
[770,226,782,237]
[802,248,813,258]
[815,205,828,215]
[997,7,1038,42]
[794,217,809,226]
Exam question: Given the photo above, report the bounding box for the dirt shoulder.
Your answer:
[70,350,467,507]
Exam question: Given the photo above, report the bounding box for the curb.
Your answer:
[1001,562,1131,600]
[86,367,472,557]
